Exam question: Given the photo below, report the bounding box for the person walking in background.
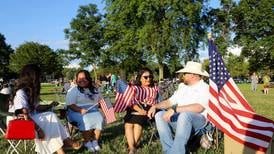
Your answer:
[66,70,104,152]
[9,64,81,154]
[111,73,118,89]
[263,73,271,94]
[250,72,258,92]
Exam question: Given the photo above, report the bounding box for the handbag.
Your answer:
[5,119,35,140]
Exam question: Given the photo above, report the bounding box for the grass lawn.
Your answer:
[0,83,272,153]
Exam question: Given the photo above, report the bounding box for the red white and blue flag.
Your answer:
[114,80,158,112]
[208,38,274,152]
[99,97,116,124]
[114,80,136,112]
[133,86,158,106]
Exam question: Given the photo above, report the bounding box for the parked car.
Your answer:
[234,78,244,84]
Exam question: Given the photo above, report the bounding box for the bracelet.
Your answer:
[171,104,177,113]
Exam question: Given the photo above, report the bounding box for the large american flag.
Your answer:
[99,97,116,124]
[208,39,274,152]
[114,79,158,112]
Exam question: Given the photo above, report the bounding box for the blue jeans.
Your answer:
[155,111,206,154]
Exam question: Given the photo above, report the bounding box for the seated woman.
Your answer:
[66,70,104,152]
[9,64,81,154]
[121,68,160,154]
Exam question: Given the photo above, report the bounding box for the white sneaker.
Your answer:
[92,140,101,151]
[85,141,95,152]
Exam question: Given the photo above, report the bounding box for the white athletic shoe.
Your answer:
[92,140,101,151]
[85,141,95,152]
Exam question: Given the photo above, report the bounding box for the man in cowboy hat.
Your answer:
[148,61,209,154]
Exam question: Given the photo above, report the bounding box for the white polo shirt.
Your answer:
[168,80,209,117]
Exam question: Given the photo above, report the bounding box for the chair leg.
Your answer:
[7,140,21,154]
[215,128,218,149]
[24,140,27,152]
[147,121,158,145]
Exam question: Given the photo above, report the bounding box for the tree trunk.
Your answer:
[158,63,164,81]
[119,69,126,81]
[92,64,97,81]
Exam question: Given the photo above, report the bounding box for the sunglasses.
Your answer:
[142,75,152,80]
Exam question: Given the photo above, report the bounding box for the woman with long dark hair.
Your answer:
[122,68,160,154]
[9,64,81,154]
[66,70,104,152]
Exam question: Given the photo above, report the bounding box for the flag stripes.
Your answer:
[99,98,116,124]
[208,38,274,152]
[134,86,158,106]
[114,80,159,112]
[114,85,135,112]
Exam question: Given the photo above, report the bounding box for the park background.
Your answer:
[0,0,273,153]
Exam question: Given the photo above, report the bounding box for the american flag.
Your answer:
[208,39,274,152]
[114,79,159,112]
[133,86,158,106]
[114,80,136,112]
[99,97,116,124]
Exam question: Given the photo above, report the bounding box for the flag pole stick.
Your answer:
[86,103,99,111]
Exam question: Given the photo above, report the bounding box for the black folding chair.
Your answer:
[58,108,79,138]
[186,121,219,153]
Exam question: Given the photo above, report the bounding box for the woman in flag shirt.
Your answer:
[66,70,104,152]
[115,68,160,154]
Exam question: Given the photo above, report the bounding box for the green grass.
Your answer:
[40,83,65,104]
[0,83,273,153]
[237,84,274,120]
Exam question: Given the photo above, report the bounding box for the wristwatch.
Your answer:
[171,104,177,113]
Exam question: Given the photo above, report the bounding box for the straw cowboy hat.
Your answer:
[176,61,209,77]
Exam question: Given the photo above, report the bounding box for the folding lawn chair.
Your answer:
[58,107,79,138]
[0,93,35,154]
[186,120,220,153]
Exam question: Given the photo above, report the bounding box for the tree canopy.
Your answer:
[0,33,14,79]
[232,0,274,72]
[103,0,208,80]
[9,42,63,78]
[64,4,104,67]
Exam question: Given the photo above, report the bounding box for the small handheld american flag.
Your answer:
[99,97,116,124]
